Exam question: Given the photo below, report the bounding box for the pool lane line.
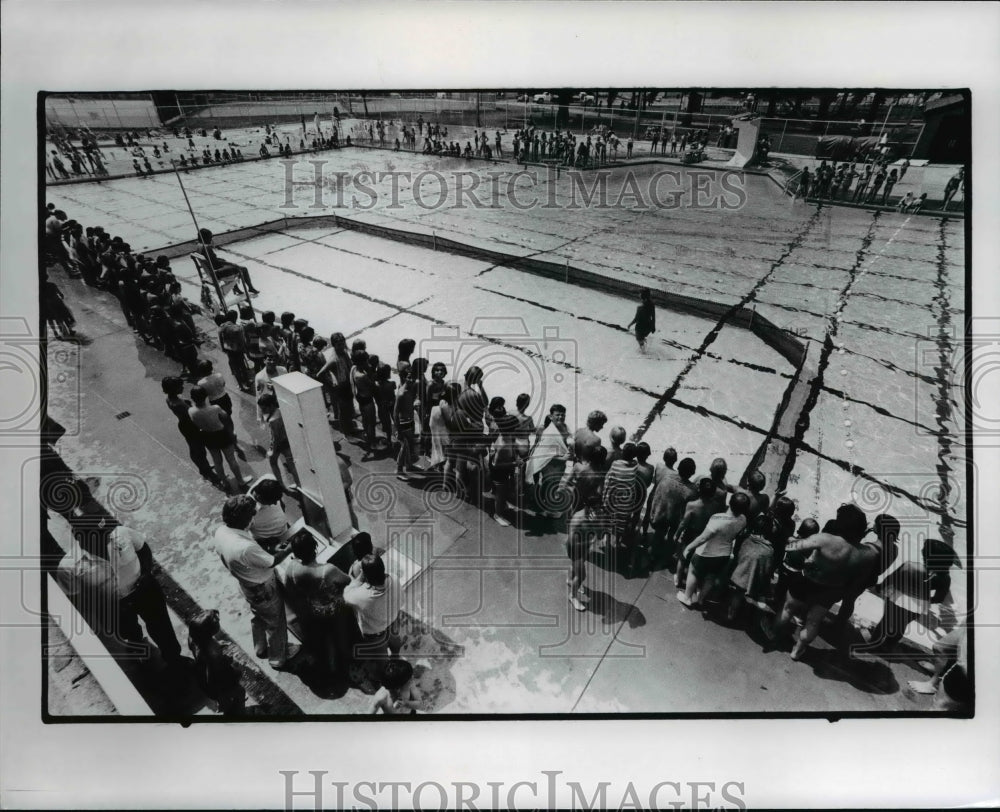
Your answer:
[475,284,787,377]
[633,206,826,444]
[774,212,880,493]
[930,221,961,545]
[668,395,966,527]
[222,248,666,401]
[774,210,938,499]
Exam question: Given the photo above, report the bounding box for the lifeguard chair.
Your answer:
[191,252,244,313]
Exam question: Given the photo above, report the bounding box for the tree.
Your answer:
[606,90,619,110]
[867,91,887,122]
[554,90,574,129]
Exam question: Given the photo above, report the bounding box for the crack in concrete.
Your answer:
[633,206,826,443]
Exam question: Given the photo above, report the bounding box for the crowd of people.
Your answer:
[43,190,968,714]
[795,158,962,212]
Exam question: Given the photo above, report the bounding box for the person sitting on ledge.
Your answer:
[198,228,260,295]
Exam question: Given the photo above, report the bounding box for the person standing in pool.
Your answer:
[626,289,656,350]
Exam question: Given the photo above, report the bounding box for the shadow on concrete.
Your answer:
[804,648,900,696]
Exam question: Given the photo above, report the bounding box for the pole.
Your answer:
[171,160,252,316]
[878,102,895,139]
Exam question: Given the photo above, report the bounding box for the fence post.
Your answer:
[777,119,788,153]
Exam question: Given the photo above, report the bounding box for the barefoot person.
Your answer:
[644,456,696,570]
[678,492,750,608]
[673,477,722,587]
[771,503,870,660]
[626,289,656,350]
[566,494,610,611]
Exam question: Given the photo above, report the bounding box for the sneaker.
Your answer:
[569,595,587,612]
[576,588,590,604]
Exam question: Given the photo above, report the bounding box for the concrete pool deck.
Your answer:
[42,148,969,715]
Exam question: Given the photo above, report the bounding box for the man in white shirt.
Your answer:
[106,523,183,666]
[343,554,403,660]
[213,496,297,669]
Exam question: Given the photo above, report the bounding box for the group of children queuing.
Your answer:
[796,158,963,212]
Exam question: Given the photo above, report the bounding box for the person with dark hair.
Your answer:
[704,457,735,513]
[394,375,419,481]
[396,338,416,384]
[42,278,76,339]
[727,512,779,623]
[626,289,656,350]
[673,476,721,588]
[770,503,871,660]
[868,537,957,651]
[188,609,246,715]
[168,303,200,378]
[654,447,679,484]
[197,228,260,295]
[350,349,378,454]
[603,442,643,572]
[427,370,451,470]
[489,413,522,527]
[316,332,356,434]
[679,491,750,608]
[213,495,297,669]
[346,531,384,579]
[161,376,222,487]
[283,531,355,676]
[343,554,403,661]
[370,658,422,714]
[606,426,626,467]
[217,309,253,392]
[375,362,397,446]
[644,455,696,570]
[188,385,246,492]
[740,470,771,519]
[240,307,265,374]
[254,355,288,425]
[834,512,901,641]
[248,477,290,553]
[258,392,296,491]
[279,312,298,369]
[573,410,607,462]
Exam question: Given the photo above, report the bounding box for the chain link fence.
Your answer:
[46,92,930,162]
[758,117,926,159]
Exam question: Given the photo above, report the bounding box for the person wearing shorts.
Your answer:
[771,503,870,660]
[565,495,610,611]
[678,492,750,608]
